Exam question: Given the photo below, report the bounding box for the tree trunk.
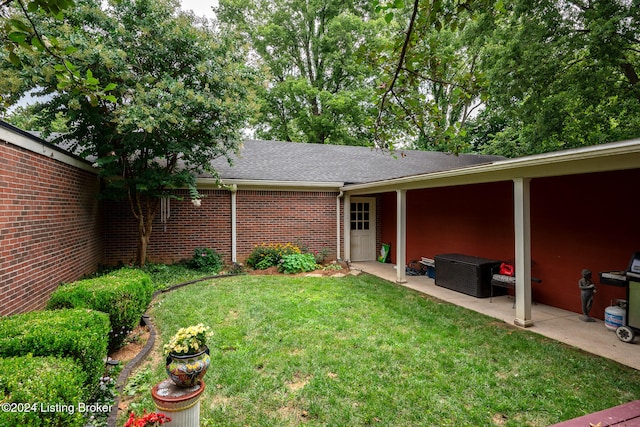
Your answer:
[137,229,150,268]
[131,192,159,267]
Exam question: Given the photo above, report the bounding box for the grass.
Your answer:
[125,273,640,426]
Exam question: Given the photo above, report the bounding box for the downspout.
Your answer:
[230,184,238,263]
[343,193,351,262]
[336,191,344,261]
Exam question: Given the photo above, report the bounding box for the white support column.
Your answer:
[396,189,407,284]
[513,178,534,327]
[343,193,351,262]
[230,185,237,263]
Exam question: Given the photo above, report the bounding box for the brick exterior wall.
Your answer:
[0,140,102,316]
[102,189,232,265]
[102,189,341,266]
[236,190,339,262]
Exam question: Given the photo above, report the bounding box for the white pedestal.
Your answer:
[151,379,205,427]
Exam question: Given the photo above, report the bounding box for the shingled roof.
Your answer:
[207,139,504,185]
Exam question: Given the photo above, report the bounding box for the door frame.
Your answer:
[348,196,377,262]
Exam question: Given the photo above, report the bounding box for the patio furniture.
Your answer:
[434,253,501,298]
[490,263,542,308]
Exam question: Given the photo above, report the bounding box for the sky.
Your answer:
[180,0,217,19]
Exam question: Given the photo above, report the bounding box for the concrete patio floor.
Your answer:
[350,261,639,371]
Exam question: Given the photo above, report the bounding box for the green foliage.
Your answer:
[245,243,301,270]
[373,0,487,153]
[189,248,223,273]
[142,263,208,290]
[472,0,640,156]
[0,308,109,386]
[0,355,88,427]
[375,0,640,155]
[0,0,116,110]
[278,253,319,274]
[122,368,153,397]
[46,268,154,350]
[217,0,386,145]
[1,0,256,265]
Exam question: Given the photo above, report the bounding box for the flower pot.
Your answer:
[165,346,210,388]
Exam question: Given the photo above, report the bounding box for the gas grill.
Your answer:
[600,252,640,343]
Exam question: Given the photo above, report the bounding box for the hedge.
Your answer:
[46,268,154,350]
[0,355,87,427]
[0,308,110,386]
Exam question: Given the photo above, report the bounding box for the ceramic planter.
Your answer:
[165,346,210,388]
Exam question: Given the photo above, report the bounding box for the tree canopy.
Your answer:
[376,0,640,155]
[3,0,639,160]
[475,0,640,156]
[216,0,388,145]
[1,0,255,265]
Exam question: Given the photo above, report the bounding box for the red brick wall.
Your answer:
[102,189,232,265]
[0,140,102,316]
[102,189,340,265]
[236,190,339,262]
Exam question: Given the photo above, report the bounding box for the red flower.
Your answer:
[123,410,171,427]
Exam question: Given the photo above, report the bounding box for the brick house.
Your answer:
[2,119,639,327]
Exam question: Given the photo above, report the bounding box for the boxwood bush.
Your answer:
[46,268,154,350]
[0,355,87,427]
[0,308,109,386]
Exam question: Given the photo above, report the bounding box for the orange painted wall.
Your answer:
[379,169,639,318]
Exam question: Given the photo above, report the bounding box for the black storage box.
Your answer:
[434,253,501,298]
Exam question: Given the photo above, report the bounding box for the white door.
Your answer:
[350,197,376,261]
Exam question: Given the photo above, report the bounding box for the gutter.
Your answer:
[0,120,95,173]
[341,138,640,194]
[212,178,344,192]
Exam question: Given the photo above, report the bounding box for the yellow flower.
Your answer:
[164,323,212,356]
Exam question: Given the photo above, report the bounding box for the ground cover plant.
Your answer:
[126,274,640,426]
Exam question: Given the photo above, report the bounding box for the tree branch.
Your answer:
[374,0,420,143]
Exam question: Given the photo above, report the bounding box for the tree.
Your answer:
[376,0,640,156]
[216,0,387,145]
[373,0,486,153]
[0,0,255,265]
[475,0,640,156]
[0,0,114,110]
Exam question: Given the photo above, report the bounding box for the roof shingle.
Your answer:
[208,140,504,184]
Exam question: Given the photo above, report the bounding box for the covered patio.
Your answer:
[351,261,639,371]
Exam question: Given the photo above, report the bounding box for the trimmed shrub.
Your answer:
[0,308,109,386]
[246,243,301,270]
[46,268,154,350]
[0,355,87,427]
[189,247,224,273]
[279,253,320,274]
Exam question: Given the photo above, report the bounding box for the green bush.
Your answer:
[0,309,109,387]
[189,247,223,273]
[279,253,319,274]
[0,355,88,427]
[46,268,154,350]
[246,243,301,270]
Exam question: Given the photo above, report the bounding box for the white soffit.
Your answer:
[200,178,345,192]
[342,138,640,194]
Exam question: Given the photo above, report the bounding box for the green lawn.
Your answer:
[128,274,640,426]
